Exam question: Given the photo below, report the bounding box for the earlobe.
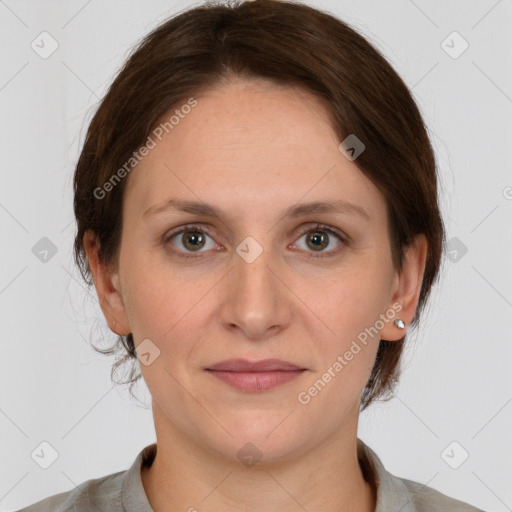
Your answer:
[393,318,406,330]
[83,230,131,336]
[380,234,428,342]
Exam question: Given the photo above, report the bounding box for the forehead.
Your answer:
[123,79,386,224]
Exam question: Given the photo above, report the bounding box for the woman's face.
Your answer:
[89,78,425,463]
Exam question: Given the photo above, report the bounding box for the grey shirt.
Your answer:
[17,438,485,511]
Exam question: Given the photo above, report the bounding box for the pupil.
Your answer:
[309,231,327,250]
[184,231,204,251]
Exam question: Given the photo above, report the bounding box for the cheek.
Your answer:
[118,240,201,333]
[309,268,388,380]
[318,265,388,333]
[124,274,202,341]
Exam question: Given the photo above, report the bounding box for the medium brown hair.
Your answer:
[73,0,446,410]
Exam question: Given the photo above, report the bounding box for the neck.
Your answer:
[141,404,376,512]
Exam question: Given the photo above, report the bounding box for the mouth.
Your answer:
[205,358,307,392]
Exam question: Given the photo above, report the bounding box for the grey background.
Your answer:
[1,0,511,510]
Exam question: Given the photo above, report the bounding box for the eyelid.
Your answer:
[292,222,349,243]
[162,223,217,245]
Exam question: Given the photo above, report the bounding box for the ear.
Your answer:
[83,230,131,336]
[379,233,428,342]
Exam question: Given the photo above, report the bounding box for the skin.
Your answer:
[84,77,427,512]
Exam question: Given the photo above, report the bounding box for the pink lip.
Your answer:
[207,358,304,372]
[205,359,306,392]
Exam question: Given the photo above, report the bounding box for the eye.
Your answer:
[163,223,347,260]
[163,224,218,258]
[292,223,346,258]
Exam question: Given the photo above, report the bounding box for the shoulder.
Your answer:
[15,469,126,512]
[400,477,486,511]
[357,438,486,512]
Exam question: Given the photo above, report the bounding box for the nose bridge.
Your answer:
[234,238,277,304]
[221,235,290,337]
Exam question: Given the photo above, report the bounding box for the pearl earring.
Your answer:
[394,319,405,329]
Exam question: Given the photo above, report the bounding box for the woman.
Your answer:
[19,0,485,510]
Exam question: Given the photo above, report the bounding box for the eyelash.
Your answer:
[163,223,348,260]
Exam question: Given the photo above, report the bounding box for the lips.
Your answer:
[205,359,306,392]
[206,358,304,372]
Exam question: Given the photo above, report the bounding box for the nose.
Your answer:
[219,243,292,341]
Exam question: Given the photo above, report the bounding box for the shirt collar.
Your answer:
[121,442,157,511]
[121,439,416,512]
[357,438,417,512]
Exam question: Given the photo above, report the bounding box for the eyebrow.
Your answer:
[143,197,371,222]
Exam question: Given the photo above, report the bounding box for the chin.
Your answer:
[205,415,307,461]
